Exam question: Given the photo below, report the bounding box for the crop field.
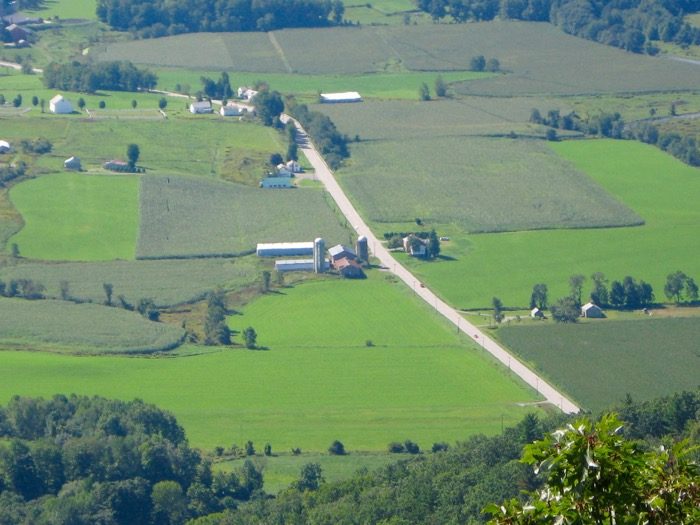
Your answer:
[96,23,700,93]
[9,173,139,261]
[498,318,700,412]
[400,140,700,309]
[154,68,488,101]
[0,297,184,354]
[0,275,541,450]
[137,174,350,258]
[24,0,97,20]
[0,257,260,307]
[336,136,640,232]
[216,453,396,494]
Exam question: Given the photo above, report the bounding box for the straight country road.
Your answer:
[284,114,580,415]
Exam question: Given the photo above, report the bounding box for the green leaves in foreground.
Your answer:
[486,414,700,524]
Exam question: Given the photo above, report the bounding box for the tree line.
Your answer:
[531,106,700,167]
[415,0,700,54]
[42,61,157,94]
[96,0,345,37]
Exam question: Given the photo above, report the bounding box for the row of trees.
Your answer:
[287,98,350,169]
[96,0,345,36]
[199,72,233,101]
[531,106,700,167]
[415,0,700,54]
[42,61,157,94]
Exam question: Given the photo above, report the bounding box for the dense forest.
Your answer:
[42,61,157,93]
[95,0,345,37]
[1,390,698,524]
[416,0,700,54]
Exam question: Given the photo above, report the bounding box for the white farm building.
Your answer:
[581,302,606,318]
[49,95,73,114]
[0,140,10,154]
[274,259,316,272]
[320,92,362,103]
[256,242,314,257]
[190,100,213,114]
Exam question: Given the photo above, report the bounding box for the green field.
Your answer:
[216,453,396,494]
[0,297,184,353]
[95,23,700,93]
[9,173,139,261]
[137,174,350,258]
[498,318,700,412]
[0,257,261,307]
[335,135,640,232]
[154,68,489,101]
[399,140,700,309]
[25,0,97,20]
[0,275,541,450]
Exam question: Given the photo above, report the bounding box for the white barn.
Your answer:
[320,91,362,103]
[49,94,73,114]
[581,302,605,318]
[257,242,315,257]
[274,259,316,272]
[64,156,81,170]
[190,100,213,114]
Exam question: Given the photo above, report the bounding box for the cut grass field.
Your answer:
[24,0,97,20]
[0,275,541,451]
[9,173,139,261]
[400,140,700,309]
[497,318,700,412]
[216,453,396,494]
[0,257,261,307]
[137,174,351,258]
[335,135,640,232]
[154,68,490,102]
[95,22,700,93]
[0,297,184,354]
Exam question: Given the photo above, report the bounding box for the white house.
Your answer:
[402,235,427,257]
[237,87,258,100]
[286,160,301,173]
[49,94,73,114]
[189,100,213,114]
[320,91,362,103]
[64,156,81,170]
[581,302,605,318]
[219,103,246,117]
[0,140,10,154]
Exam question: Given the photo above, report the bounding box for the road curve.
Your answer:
[285,115,580,415]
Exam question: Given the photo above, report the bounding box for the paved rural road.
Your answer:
[284,114,580,415]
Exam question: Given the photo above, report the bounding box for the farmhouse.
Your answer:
[103,160,130,172]
[581,302,606,318]
[190,100,213,114]
[403,235,428,257]
[275,164,293,177]
[238,87,258,100]
[0,140,10,154]
[49,94,72,114]
[260,177,294,189]
[286,160,302,173]
[257,242,314,257]
[320,92,363,103]
[530,307,545,319]
[64,156,81,170]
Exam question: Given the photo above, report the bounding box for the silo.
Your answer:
[313,237,325,273]
[356,235,369,263]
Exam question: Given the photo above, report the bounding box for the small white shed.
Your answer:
[0,140,10,154]
[50,94,73,114]
[581,302,605,318]
[530,307,545,319]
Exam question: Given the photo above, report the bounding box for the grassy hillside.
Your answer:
[498,318,700,411]
[25,0,98,20]
[401,140,700,309]
[9,173,139,261]
[0,297,184,353]
[0,275,541,451]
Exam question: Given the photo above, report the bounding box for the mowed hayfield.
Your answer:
[401,140,700,309]
[9,173,139,261]
[137,175,350,258]
[24,0,97,20]
[154,68,489,101]
[0,258,261,307]
[498,318,700,412]
[0,275,541,451]
[335,135,640,233]
[0,297,184,354]
[95,22,700,93]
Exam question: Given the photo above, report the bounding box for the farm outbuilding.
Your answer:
[581,302,606,318]
[320,92,362,103]
[190,100,213,114]
[6,23,31,43]
[328,244,357,262]
[64,156,81,170]
[335,256,365,278]
[49,94,72,114]
[530,307,545,319]
[0,140,10,154]
[275,259,315,272]
[286,160,302,173]
[260,177,294,188]
[256,242,314,257]
[220,103,247,116]
[103,160,130,172]
[238,87,258,100]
